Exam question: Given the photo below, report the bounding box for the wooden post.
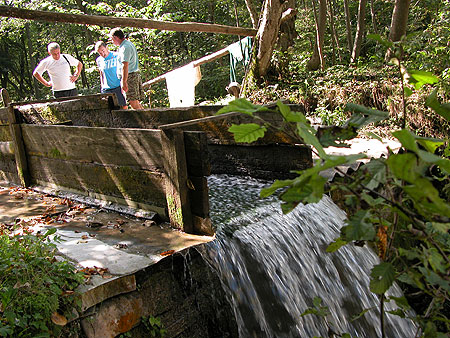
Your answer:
[1,88,30,186]
[161,129,193,233]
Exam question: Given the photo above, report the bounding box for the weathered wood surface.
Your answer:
[0,6,256,37]
[0,107,8,124]
[27,156,167,210]
[10,93,116,109]
[21,125,165,170]
[0,125,11,142]
[161,129,193,233]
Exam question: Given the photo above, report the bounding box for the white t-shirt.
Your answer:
[34,54,79,91]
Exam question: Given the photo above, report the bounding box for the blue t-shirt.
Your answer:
[117,39,139,76]
[96,52,121,90]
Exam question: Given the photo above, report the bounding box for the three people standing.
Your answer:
[33,42,83,98]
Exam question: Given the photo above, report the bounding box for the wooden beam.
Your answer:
[161,129,193,233]
[2,89,31,186]
[143,46,231,88]
[0,6,257,37]
[10,93,114,107]
[159,112,240,130]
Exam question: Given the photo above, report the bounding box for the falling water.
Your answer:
[205,174,417,338]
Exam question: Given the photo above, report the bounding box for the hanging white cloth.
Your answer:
[165,62,202,107]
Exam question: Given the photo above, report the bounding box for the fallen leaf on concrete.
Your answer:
[114,243,128,249]
[86,221,103,228]
[142,220,156,227]
[116,219,126,225]
[81,235,89,240]
[77,240,88,244]
[51,312,67,326]
[160,250,175,257]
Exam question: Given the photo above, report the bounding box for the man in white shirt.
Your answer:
[33,42,83,98]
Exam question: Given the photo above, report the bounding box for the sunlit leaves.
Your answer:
[408,70,439,90]
[370,262,395,294]
[217,98,269,116]
[228,123,267,143]
[425,89,450,121]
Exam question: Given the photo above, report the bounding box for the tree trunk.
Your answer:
[71,37,88,88]
[306,0,327,71]
[256,0,283,77]
[25,23,40,98]
[328,0,341,63]
[244,0,259,28]
[385,0,411,60]
[350,0,367,64]
[278,0,298,52]
[343,0,353,55]
[370,0,378,34]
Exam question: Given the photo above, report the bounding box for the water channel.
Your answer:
[205,174,417,338]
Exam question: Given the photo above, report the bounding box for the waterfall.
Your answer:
[204,174,417,338]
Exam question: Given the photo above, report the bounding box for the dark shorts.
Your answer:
[127,71,144,102]
[102,86,127,107]
[53,88,78,98]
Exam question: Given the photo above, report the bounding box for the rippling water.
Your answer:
[205,174,417,338]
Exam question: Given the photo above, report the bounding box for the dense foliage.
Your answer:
[219,61,450,336]
[0,225,84,337]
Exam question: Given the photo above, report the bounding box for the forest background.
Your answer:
[0,0,449,138]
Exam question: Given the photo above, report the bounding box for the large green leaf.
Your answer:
[228,123,267,143]
[425,89,450,121]
[386,153,419,183]
[345,104,389,128]
[342,210,376,241]
[260,179,294,198]
[296,123,327,158]
[392,129,419,152]
[277,101,306,123]
[364,159,387,190]
[216,98,269,116]
[418,267,450,293]
[408,70,439,90]
[370,262,396,294]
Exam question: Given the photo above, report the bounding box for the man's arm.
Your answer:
[70,61,83,83]
[121,61,129,92]
[33,71,51,87]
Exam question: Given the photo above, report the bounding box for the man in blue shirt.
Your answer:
[109,28,144,109]
[95,41,127,109]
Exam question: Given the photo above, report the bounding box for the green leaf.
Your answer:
[392,129,419,152]
[419,267,450,293]
[342,210,376,241]
[43,228,57,238]
[345,104,389,128]
[408,70,439,90]
[415,136,445,154]
[429,222,450,234]
[260,179,293,198]
[326,238,348,253]
[228,123,267,143]
[425,89,450,121]
[216,98,269,116]
[388,296,411,310]
[364,159,386,190]
[386,153,419,183]
[277,101,306,123]
[367,34,394,48]
[296,123,327,158]
[370,262,396,294]
[404,86,413,97]
[427,248,446,274]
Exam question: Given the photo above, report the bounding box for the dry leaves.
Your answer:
[160,250,175,257]
[51,312,67,326]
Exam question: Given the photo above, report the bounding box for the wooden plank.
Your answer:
[159,112,240,130]
[2,89,31,187]
[161,129,193,233]
[27,156,168,209]
[184,131,210,176]
[21,125,164,170]
[10,93,114,108]
[0,6,257,36]
[0,107,8,124]
[0,125,11,142]
[188,176,210,219]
